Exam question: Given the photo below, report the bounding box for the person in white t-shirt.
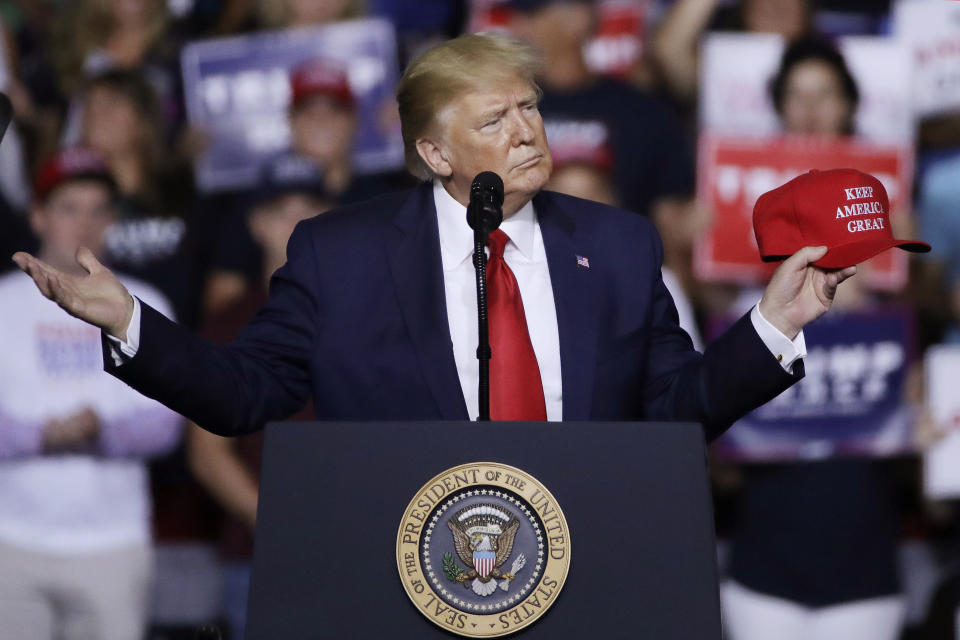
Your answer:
[0,148,182,640]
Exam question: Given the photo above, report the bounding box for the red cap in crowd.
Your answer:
[289,60,354,109]
[753,168,930,269]
[33,147,117,203]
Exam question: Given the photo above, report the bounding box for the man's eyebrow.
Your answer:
[478,105,508,121]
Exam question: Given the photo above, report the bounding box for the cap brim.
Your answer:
[43,171,118,202]
[813,236,931,269]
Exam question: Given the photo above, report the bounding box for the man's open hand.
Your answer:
[759,246,857,340]
[12,247,134,340]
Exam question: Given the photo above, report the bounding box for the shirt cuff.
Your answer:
[750,303,806,374]
[105,296,142,366]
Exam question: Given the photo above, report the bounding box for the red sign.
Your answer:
[694,134,915,290]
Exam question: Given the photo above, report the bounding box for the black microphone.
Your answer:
[466,171,504,235]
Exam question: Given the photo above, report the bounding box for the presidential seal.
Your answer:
[396,462,570,637]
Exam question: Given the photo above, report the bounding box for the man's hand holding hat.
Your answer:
[759,246,856,340]
[754,168,929,339]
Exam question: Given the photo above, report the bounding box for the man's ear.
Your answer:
[415,137,453,178]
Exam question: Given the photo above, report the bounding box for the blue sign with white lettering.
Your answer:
[181,19,404,192]
[711,307,915,461]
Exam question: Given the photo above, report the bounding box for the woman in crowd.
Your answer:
[651,0,813,106]
[52,0,183,134]
[78,68,201,327]
[720,37,907,640]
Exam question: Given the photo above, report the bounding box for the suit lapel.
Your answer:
[385,183,469,420]
[535,192,599,421]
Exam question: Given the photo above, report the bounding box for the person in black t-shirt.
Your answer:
[507,0,704,290]
[508,0,696,219]
[203,58,413,315]
[79,69,202,327]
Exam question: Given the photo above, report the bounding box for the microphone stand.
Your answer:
[467,173,503,422]
[473,226,492,421]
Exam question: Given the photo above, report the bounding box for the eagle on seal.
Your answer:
[447,503,523,597]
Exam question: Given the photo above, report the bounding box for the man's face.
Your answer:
[430,78,552,215]
[30,181,114,271]
[289,96,356,166]
[511,1,595,54]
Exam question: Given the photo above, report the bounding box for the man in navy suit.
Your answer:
[12,34,855,439]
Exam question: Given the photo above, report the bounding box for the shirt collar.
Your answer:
[433,180,537,268]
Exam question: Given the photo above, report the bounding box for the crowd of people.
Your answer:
[0,0,958,639]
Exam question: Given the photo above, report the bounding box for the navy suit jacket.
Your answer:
[104,182,801,440]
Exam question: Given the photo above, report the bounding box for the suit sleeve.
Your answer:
[639,228,803,441]
[102,222,319,436]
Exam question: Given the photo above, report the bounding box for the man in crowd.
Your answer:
[187,160,330,640]
[204,57,413,314]
[508,0,697,219]
[0,148,182,639]
[12,34,851,441]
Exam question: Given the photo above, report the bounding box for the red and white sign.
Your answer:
[893,0,960,118]
[694,134,915,290]
[468,0,648,78]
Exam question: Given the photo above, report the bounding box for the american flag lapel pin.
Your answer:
[576,255,590,269]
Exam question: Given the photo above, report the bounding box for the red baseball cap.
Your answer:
[289,60,354,109]
[33,147,117,203]
[753,168,929,269]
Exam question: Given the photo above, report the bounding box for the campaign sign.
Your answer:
[700,33,913,144]
[711,308,915,462]
[468,0,648,78]
[923,345,960,498]
[181,19,404,193]
[893,0,960,118]
[694,134,914,290]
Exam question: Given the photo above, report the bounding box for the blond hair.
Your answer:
[397,33,543,180]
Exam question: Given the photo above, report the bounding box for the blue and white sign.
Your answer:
[712,308,915,461]
[181,19,404,192]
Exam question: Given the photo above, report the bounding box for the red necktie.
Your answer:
[486,229,547,421]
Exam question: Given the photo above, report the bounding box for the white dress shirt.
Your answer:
[109,182,805,419]
[434,181,563,421]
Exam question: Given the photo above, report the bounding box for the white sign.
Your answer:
[893,0,960,117]
[699,32,913,144]
[923,345,960,498]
